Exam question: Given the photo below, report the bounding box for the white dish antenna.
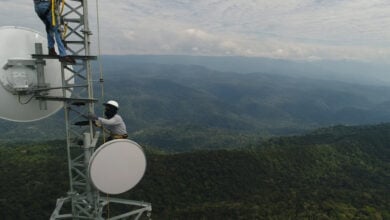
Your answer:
[0,26,73,122]
[89,139,147,195]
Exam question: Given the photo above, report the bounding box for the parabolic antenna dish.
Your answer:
[89,139,147,195]
[0,26,73,122]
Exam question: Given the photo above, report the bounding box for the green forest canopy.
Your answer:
[0,123,389,219]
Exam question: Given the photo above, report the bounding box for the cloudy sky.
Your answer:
[1,0,390,63]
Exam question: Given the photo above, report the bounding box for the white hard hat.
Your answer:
[104,100,119,109]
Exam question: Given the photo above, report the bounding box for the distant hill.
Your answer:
[1,123,388,219]
[101,55,390,86]
[102,60,390,150]
[1,55,390,152]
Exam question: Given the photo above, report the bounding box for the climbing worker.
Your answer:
[88,100,128,141]
[33,0,75,64]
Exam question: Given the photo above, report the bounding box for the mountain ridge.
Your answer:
[100,55,390,86]
[1,56,390,152]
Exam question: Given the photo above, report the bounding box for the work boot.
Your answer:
[48,48,57,56]
[59,56,76,64]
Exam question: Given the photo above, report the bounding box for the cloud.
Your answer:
[0,0,389,63]
[1,1,37,28]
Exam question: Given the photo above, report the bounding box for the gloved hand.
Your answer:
[87,113,98,121]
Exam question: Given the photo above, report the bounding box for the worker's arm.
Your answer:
[97,116,120,126]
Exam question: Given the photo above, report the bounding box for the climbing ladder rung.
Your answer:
[33,84,89,92]
[32,54,97,60]
[71,101,87,106]
[63,18,82,23]
[65,40,85,45]
[74,121,90,126]
[35,96,98,103]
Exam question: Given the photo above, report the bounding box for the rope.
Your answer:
[51,0,66,41]
[95,0,107,143]
[62,23,68,39]
[51,0,56,26]
[60,0,65,15]
[95,2,109,217]
[106,193,110,219]
[60,0,67,39]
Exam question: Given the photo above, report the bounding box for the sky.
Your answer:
[1,0,390,63]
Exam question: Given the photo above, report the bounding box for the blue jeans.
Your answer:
[34,2,67,57]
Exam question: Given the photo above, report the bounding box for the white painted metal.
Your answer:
[89,139,147,195]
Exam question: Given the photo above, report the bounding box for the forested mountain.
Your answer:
[1,123,389,219]
[2,55,390,152]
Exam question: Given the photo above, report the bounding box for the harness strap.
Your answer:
[111,134,128,139]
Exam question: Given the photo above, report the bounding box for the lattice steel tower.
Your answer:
[30,0,152,219]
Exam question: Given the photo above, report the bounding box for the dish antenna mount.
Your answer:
[0,26,73,122]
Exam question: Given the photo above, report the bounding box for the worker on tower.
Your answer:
[88,100,128,141]
[33,0,75,64]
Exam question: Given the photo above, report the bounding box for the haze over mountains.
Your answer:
[103,55,390,86]
[1,55,390,150]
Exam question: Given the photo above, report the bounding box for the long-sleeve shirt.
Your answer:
[97,114,127,135]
